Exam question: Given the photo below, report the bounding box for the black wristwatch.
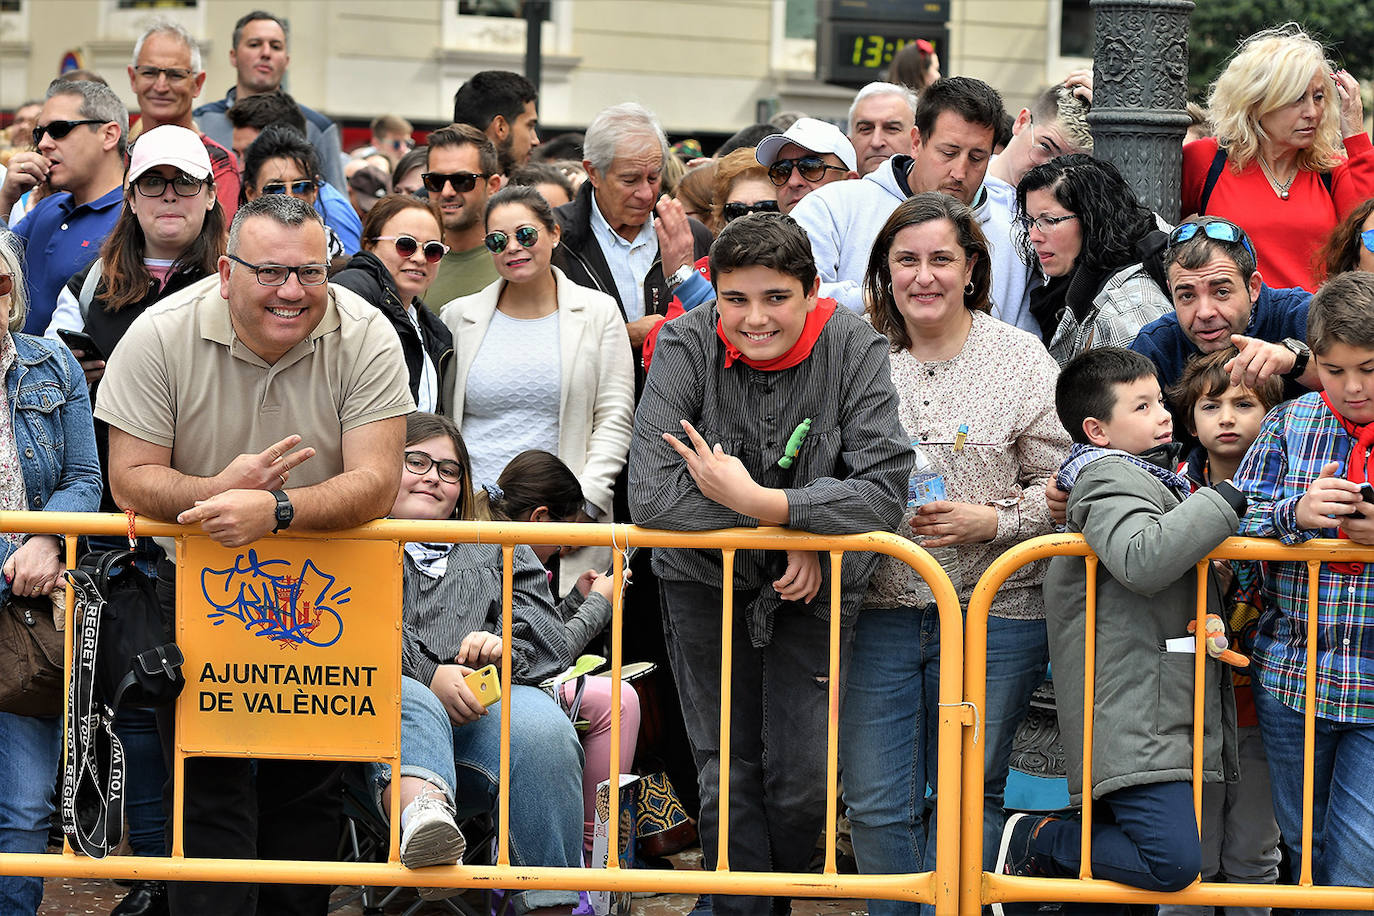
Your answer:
[270,489,294,533]
[1281,337,1310,379]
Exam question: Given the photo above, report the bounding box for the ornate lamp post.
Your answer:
[1089,0,1195,222]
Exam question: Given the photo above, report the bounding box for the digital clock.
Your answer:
[817,20,948,88]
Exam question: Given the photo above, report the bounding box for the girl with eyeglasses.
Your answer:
[46,122,225,916]
[440,185,634,528]
[373,413,585,913]
[331,194,454,413]
[1015,154,1174,366]
[240,124,348,267]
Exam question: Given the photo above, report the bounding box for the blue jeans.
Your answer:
[1033,780,1201,891]
[0,712,61,913]
[660,580,852,916]
[1252,677,1374,913]
[839,605,938,916]
[375,676,584,913]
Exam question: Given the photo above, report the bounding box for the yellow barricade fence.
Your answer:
[964,533,1374,915]
[0,510,967,913]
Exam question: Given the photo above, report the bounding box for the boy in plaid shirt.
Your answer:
[1233,271,1374,896]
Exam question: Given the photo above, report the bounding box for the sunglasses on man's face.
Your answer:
[484,225,540,254]
[722,200,780,222]
[261,179,317,196]
[421,171,488,194]
[371,234,449,264]
[766,156,847,187]
[33,118,108,147]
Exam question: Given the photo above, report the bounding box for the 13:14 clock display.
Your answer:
[851,33,916,68]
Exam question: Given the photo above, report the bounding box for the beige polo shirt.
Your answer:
[95,273,414,490]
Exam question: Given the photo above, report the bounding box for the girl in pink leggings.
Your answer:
[485,450,641,853]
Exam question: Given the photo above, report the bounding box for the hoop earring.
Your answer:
[965,281,975,295]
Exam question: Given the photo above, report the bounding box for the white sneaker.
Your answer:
[399,793,466,900]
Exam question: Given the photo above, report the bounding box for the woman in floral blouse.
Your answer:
[838,192,1071,913]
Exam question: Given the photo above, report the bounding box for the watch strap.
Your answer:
[270,489,293,533]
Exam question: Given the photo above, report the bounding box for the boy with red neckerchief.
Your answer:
[627,212,908,916]
[1233,270,1374,895]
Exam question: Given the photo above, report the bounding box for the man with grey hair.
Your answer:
[848,81,917,176]
[193,9,345,192]
[553,101,713,362]
[0,79,127,333]
[98,193,412,916]
[128,19,241,218]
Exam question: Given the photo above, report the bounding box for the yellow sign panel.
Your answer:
[175,536,402,759]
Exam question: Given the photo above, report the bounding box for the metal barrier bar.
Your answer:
[967,533,1374,914]
[0,511,965,912]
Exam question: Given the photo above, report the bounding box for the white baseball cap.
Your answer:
[127,124,212,183]
[755,117,857,173]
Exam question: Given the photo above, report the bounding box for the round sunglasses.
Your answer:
[484,225,540,254]
[370,235,449,264]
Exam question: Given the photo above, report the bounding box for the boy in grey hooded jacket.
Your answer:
[994,347,1246,900]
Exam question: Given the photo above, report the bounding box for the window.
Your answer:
[0,0,21,10]
[116,0,196,7]
[785,0,815,40]
[1059,0,1092,58]
[458,0,523,16]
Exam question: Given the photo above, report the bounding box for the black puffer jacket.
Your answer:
[330,250,454,411]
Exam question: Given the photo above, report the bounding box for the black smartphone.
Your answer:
[1362,482,1374,505]
[56,328,104,361]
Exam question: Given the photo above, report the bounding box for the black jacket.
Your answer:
[552,181,713,326]
[330,251,454,411]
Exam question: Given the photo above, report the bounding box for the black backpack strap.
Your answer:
[1320,170,1334,196]
[61,568,124,859]
[1198,147,1227,215]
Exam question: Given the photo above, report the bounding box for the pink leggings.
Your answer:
[561,676,641,852]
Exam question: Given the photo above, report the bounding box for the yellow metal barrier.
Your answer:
[0,510,966,913]
[963,533,1374,914]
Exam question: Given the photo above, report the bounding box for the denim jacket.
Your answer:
[1,332,101,601]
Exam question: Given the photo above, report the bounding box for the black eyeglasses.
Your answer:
[722,200,780,222]
[766,156,848,187]
[1168,220,1256,258]
[371,235,449,264]
[421,171,489,194]
[227,254,329,287]
[133,172,206,198]
[133,66,195,84]
[1019,213,1078,233]
[484,225,539,253]
[260,179,317,197]
[403,450,464,484]
[33,118,109,147]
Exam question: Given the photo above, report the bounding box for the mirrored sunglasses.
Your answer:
[261,179,317,196]
[484,225,540,254]
[1361,227,1374,255]
[371,235,448,264]
[1168,220,1255,258]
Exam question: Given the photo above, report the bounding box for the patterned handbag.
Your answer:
[633,771,696,859]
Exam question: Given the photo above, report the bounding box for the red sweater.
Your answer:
[1181,133,1374,291]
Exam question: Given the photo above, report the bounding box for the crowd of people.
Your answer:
[0,9,1373,916]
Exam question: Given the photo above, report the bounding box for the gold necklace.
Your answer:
[1257,155,1296,200]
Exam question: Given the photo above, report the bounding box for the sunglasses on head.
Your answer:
[722,200,780,222]
[421,171,488,194]
[371,234,449,264]
[1361,227,1374,255]
[261,179,317,196]
[484,225,540,254]
[33,118,108,147]
[767,155,847,188]
[1168,220,1256,258]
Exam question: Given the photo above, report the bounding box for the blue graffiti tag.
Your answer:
[200,549,350,647]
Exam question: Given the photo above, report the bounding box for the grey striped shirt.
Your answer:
[400,543,571,688]
[628,302,909,631]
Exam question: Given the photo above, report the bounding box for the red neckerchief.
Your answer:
[716,299,836,370]
[1321,391,1374,574]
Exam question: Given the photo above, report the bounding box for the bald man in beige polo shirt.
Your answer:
[95,194,413,916]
